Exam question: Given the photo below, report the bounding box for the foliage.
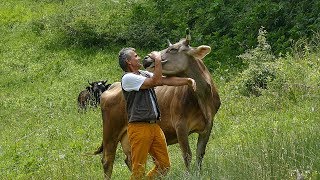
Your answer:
[123,0,320,71]
[124,2,163,48]
[6,0,318,72]
[235,27,276,96]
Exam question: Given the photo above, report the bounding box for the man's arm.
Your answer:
[162,77,196,91]
[140,52,163,89]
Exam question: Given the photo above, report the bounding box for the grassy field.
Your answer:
[1,1,320,180]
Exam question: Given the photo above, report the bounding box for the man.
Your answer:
[119,47,196,179]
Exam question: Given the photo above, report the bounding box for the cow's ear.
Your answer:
[189,45,211,60]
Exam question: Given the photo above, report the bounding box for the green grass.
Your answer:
[1,1,320,179]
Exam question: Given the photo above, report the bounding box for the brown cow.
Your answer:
[98,31,221,179]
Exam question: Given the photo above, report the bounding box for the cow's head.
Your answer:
[88,80,110,102]
[143,29,211,76]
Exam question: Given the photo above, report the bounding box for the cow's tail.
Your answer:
[82,142,103,156]
[93,142,103,155]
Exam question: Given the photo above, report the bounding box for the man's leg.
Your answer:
[128,123,152,180]
[147,125,171,179]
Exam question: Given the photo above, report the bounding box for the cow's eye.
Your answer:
[168,48,178,53]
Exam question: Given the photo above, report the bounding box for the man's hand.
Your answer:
[187,78,196,91]
[148,51,161,62]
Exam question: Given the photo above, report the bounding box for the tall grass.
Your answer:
[1,1,320,179]
[209,35,320,179]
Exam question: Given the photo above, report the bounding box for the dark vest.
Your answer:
[122,71,161,123]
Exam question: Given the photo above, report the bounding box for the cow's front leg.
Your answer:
[196,120,213,170]
[176,124,192,170]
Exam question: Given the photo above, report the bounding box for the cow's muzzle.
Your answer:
[142,56,167,69]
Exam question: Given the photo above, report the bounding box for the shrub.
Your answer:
[236,27,276,96]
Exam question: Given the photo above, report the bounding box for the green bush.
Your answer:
[236,27,276,96]
[238,63,276,96]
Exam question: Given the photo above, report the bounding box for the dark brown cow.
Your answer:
[77,80,110,110]
[98,31,221,179]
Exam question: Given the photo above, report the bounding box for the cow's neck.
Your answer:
[183,59,216,121]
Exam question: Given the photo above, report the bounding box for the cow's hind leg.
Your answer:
[120,132,132,171]
[196,120,213,170]
[101,141,117,179]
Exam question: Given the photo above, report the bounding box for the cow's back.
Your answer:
[100,82,127,140]
[100,82,124,109]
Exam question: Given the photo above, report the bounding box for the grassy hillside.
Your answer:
[1,1,319,179]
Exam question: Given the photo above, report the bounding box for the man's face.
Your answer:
[127,50,141,70]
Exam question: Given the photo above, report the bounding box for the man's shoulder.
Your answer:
[139,70,153,78]
[122,72,137,79]
[122,72,147,92]
[122,72,146,83]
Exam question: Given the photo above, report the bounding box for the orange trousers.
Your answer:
[127,122,170,180]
